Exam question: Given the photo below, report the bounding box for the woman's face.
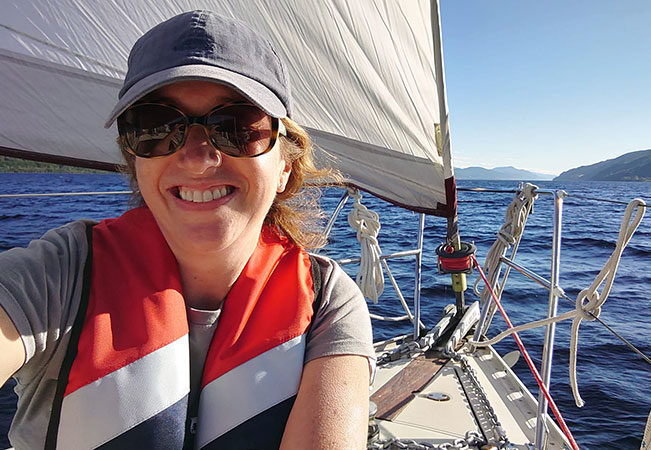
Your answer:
[134,81,291,260]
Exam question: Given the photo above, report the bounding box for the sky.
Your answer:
[439,1,651,175]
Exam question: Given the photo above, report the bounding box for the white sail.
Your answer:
[0,0,453,214]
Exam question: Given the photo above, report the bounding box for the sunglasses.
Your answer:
[117,101,286,158]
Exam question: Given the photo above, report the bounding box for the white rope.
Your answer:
[347,188,384,303]
[473,183,538,329]
[472,198,646,407]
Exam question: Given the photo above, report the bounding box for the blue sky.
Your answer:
[439,1,651,175]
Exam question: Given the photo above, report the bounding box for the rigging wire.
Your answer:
[457,187,518,194]
[556,293,651,366]
[0,191,131,198]
[566,194,648,207]
[459,186,648,208]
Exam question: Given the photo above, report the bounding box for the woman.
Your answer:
[0,11,374,450]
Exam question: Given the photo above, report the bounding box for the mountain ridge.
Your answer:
[455,165,553,180]
[553,149,651,181]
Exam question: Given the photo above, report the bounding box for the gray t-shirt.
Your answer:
[0,220,375,450]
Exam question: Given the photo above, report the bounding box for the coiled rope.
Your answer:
[347,188,384,303]
[472,198,646,407]
[473,183,538,328]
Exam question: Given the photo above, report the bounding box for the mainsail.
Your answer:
[0,0,455,216]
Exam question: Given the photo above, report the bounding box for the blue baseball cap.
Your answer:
[105,10,291,127]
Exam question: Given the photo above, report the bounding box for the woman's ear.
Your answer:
[277,159,292,193]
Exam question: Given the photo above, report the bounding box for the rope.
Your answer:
[470,255,580,450]
[347,188,384,303]
[471,198,647,408]
[473,183,538,329]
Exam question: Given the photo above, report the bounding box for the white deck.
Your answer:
[371,340,571,449]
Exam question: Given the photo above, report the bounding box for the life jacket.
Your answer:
[44,207,319,450]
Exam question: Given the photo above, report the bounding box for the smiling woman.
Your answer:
[127,81,295,305]
[0,10,374,450]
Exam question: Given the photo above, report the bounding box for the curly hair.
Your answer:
[117,117,340,249]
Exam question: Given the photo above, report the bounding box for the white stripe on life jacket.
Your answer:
[57,335,190,450]
[196,334,306,449]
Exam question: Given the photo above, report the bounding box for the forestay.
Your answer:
[0,0,454,215]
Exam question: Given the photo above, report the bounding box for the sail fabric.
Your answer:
[0,0,452,214]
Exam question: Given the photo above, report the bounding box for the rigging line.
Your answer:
[556,294,651,366]
[457,187,518,194]
[566,194,648,207]
[0,23,125,74]
[458,189,649,208]
[0,191,131,198]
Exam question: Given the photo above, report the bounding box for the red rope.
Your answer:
[470,255,580,450]
[439,255,472,272]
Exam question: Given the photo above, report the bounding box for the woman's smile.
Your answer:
[176,185,234,203]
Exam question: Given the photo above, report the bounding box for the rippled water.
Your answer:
[0,173,649,449]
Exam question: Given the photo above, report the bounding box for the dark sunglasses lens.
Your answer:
[206,105,273,157]
[118,104,185,157]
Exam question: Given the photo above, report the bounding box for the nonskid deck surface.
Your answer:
[370,339,570,449]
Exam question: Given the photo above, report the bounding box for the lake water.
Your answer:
[0,173,649,449]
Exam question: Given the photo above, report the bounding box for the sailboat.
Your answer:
[1,1,648,449]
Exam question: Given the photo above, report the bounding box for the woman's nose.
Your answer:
[176,124,222,174]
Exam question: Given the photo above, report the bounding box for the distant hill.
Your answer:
[0,156,109,173]
[455,166,554,180]
[554,150,651,181]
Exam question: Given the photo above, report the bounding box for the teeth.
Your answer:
[213,186,228,199]
[179,186,232,203]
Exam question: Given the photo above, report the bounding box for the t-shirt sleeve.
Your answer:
[0,220,90,368]
[304,254,376,372]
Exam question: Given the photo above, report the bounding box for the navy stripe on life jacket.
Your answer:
[96,394,188,450]
[196,335,305,448]
[201,395,296,450]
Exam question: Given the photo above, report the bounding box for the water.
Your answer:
[0,173,649,449]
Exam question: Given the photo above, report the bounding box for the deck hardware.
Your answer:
[502,350,520,368]
[436,241,476,275]
[367,401,379,441]
[426,392,450,401]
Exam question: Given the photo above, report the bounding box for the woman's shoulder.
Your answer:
[304,252,374,361]
[0,219,96,279]
[40,218,96,243]
[307,252,358,293]
[0,219,97,369]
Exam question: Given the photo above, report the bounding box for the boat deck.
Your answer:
[370,338,571,449]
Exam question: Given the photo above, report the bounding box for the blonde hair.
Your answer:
[118,117,339,249]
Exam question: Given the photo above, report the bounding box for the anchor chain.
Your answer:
[376,326,446,366]
[454,354,509,447]
[367,431,484,449]
[443,345,511,449]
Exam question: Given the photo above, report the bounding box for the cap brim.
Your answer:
[105,65,287,128]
